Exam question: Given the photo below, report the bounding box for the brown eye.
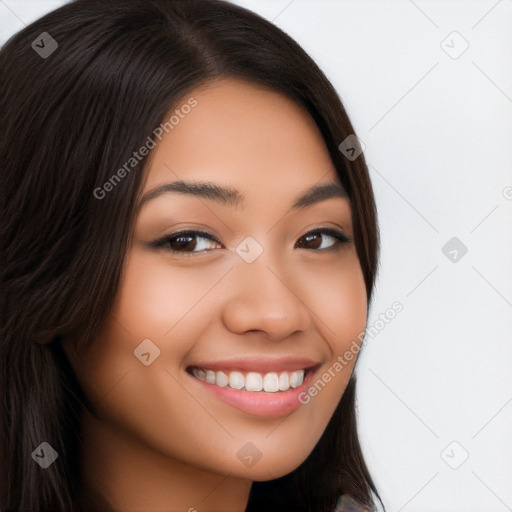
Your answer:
[169,234,197,251]
[295,229,350,251]
[149,230,223,255]
[297,232,323,249]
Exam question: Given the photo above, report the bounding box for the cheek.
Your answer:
[292,254,367,418]
[113,252,196,335]
[296,252,368,354]
[72,248,232,414]
[111,248,231,342]
[324,269,367,346]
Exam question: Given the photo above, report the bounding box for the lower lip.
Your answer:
[188,369,315,418]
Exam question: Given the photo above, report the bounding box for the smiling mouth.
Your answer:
[188,367,308,392]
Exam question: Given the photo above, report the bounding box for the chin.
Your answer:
[228,441,315,482]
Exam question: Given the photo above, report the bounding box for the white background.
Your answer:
[2,1,511,510]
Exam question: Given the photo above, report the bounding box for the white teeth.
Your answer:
[192,367,307,392]
[245,372,263,391]
[228,371,245,390]
[289,369,304,388]
[216,371,228,387]
[205,370,216,384]
[278,372,290,391]
[263,372,279,392]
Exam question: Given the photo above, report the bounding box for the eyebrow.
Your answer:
[137,179,347,211]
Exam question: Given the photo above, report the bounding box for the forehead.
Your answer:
[142,78,339,200]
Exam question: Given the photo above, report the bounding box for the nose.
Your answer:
[221,254,311,341]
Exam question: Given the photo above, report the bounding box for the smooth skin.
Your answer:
[62,78,368,512]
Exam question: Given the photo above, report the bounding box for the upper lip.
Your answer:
[188,356,322,374]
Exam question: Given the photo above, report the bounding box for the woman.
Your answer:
[0,0,383,510]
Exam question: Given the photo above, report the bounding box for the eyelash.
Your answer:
[147,228,351,256]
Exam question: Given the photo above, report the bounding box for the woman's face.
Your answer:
[64,78,367,481]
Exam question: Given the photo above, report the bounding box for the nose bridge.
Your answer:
[221,245,311,339]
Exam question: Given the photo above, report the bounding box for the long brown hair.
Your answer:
[0,1,382,510]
